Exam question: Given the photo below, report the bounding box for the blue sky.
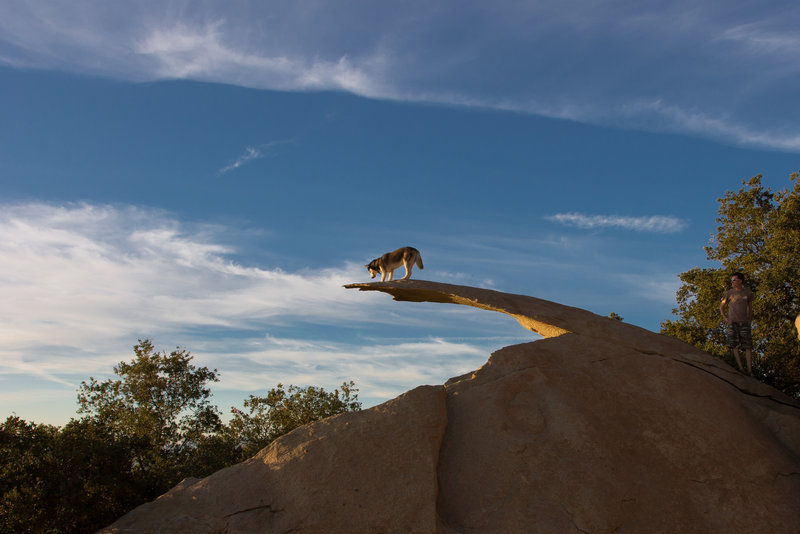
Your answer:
[1,0,799,425]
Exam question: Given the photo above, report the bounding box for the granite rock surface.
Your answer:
[102,281,800,533]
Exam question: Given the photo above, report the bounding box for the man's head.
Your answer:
[731,272,745,287]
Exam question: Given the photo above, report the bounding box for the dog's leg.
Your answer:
[387,269,394,281]
[381,270,387,282]
[402,260,412,280]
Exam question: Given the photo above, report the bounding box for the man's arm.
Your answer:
[720,297,729,324]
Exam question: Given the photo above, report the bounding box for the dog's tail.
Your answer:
[415,253,424,270]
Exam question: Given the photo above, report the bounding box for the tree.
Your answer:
[661,172,800,397]
[2,338,364,532]
[0,416,136,534]
[224,381,361,461]
[51,417,141,532]
[0,416,60,533]
[77,339,222,494]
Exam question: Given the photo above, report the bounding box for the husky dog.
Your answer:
[366,247,424,281]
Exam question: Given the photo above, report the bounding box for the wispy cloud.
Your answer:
[218,146,264,174]
[718,23,800,59]
[134,19,383,95]
[1,1,799,151]
[0,202,528,423]
[545,213,688,233]
[0,202,367,356]
[618,99,800,153]
[218,139,295,174]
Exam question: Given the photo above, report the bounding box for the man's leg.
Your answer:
[744,349,753,376]
[739,323,754,376]
[728,323,744,371]
[732,347,744,371]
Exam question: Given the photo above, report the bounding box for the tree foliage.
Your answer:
[77,339,222,493]
[225,381,362,461]
[2,339,362,533]
[0,416,60,533]
[661,172,800,396]
[0,416,136,533]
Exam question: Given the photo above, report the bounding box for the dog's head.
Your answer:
[365,261,379,279]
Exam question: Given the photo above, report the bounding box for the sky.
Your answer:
[1,0,799,426]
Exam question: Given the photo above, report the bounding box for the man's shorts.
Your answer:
[726,322,752,350]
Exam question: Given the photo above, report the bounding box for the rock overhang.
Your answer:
[345,279,800,410]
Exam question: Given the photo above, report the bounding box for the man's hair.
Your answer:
[731,272,745,281]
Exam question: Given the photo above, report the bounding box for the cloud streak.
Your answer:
[134,20,381,95]
[0,202,369,353]
[0,202,529,423]
[218,139,295,174]
[1,1,799,151]
[546,213,688,233]
[218,146,264,174]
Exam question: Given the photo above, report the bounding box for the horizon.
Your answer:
[1,0,799,426]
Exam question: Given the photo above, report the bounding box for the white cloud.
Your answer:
[545,213,688,233]
[718,23,800,59]
[218,146,264,174]
[218,139,295,174]
[134,20,383,95]
[0,200,697,424]
[136,21,293,80]
[620,99,800,153]
[201,335,495,404]
[0,202,530,423]
[2,1,800,152]
[0,202,363,368]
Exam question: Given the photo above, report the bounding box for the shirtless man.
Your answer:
[720,272,755,376]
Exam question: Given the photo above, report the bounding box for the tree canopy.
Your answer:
[661,172,800,397]
[77,339,223,493]
[0,339,363,533]
[225,381,362,461]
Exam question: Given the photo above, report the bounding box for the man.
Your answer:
[720,272,755,375]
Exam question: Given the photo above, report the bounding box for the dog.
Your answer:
[365,246,424,281]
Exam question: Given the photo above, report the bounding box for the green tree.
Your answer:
[51,417,141,532]
[1,416,134,534]
[2,339,365,532]
[224,381,361,460]
[77,339,222,495]
[661,172,800,397]
[0,416,60,533]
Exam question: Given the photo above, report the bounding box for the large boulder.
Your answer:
[102,281,800,533]
[102,384,447,533]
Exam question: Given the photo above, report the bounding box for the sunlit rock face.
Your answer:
[102,281,800,534]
